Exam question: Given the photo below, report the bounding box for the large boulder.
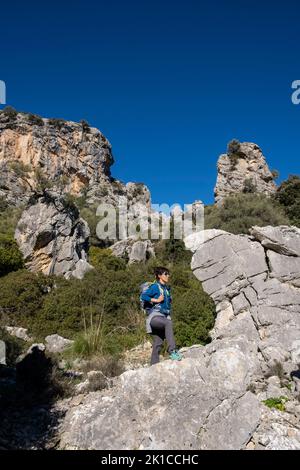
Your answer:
[14,190,93,279]
[59,350,262,450]
[190,225,300,369]
[45,334,74,354]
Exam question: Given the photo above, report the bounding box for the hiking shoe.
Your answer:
[169,350,182,361]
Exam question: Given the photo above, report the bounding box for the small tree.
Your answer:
[34,167,53,192]
[27,113,44,126]
[0,234,24,276]
[1,106,17,119]
[80,119,90,132]
[227,139,241,155]
[243,177,257,193]
[227,139,241,170]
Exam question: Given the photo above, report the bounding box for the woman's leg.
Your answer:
[164,317,177,353]
[150,333,164,365]
[150,316,176,361]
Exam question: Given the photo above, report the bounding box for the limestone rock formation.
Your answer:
[0,110,151,210]
[57,224,300,450]
[45,334,74,354]
[110,237,155,264]
[14,190,93,279]
[4,326,33,342]
[214,142,277,205]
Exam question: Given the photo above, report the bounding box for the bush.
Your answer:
[9,160,32,177]
[227,139,241,170]
[172,273,216,347]
[80,119,90,132]
[27,113,44,126]
[227,139,241,156]
[63,193,79,213]
[205,193,290,234]
[273,175,300,227]
[1,106,17,119]
[0,204,24,238]
[0,270,55,331]
[263,396,288,412]
[89,246,127,271]
[242,177,257,194]
[0,235,24,276]
[80,203,117,247]
[47,118,66,129]
[34,167,53,192]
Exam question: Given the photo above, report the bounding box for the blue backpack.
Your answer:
[139,281,164,314]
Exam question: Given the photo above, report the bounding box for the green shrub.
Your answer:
[263,396,288,412]
[80,119,90,132]
[0,204,24,238]
[227,139,241,170]
[0,235,24,276]
[0,197,9,212]
[273,175,300,227]
[9,160,32,177]
[172,273,216,347]
[63,193,79,213]
[27,113,44,126]
[227,139,241,155]
[80,204,107,247]
[48,118,66,129]
[0,270,55,331]
[242,177,257,193]
[205,193,290,234]
[89,246,126,271]
[1,106,17,119]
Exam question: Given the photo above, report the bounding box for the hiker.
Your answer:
[140,266,182,365]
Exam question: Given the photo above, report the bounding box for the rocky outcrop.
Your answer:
[0,111,151,210]
[14,190,93,279]
[214,142,277,205]
[110,237,155,264]
[58,225,300,450]
[45,335,74,354]
[4,327,33,342]
[190,225,300,360]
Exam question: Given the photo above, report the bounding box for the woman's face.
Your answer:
[159,272,170,283]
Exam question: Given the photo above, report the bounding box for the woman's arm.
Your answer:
[141,284,157,302]
[141,284,163,304]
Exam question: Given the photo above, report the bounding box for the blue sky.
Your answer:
[0,0,299,209]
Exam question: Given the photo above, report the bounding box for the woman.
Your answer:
[141,266,182,365]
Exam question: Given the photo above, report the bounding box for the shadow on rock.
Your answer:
[0,345,69,450]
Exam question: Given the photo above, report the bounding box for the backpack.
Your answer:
[139,280,164,314]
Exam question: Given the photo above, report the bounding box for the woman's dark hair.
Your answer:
[154,266,170,279]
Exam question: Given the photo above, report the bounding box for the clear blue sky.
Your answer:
[1,0,299,208]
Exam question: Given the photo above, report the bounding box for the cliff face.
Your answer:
[14,190,93,279]
[0,111,150,209]
[214,142,277,205]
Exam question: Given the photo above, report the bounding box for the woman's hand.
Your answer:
[151,294,164,303]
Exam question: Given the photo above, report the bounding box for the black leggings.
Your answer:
[150,316,176,365]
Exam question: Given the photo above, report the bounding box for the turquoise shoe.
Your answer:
[169,350,182,361]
